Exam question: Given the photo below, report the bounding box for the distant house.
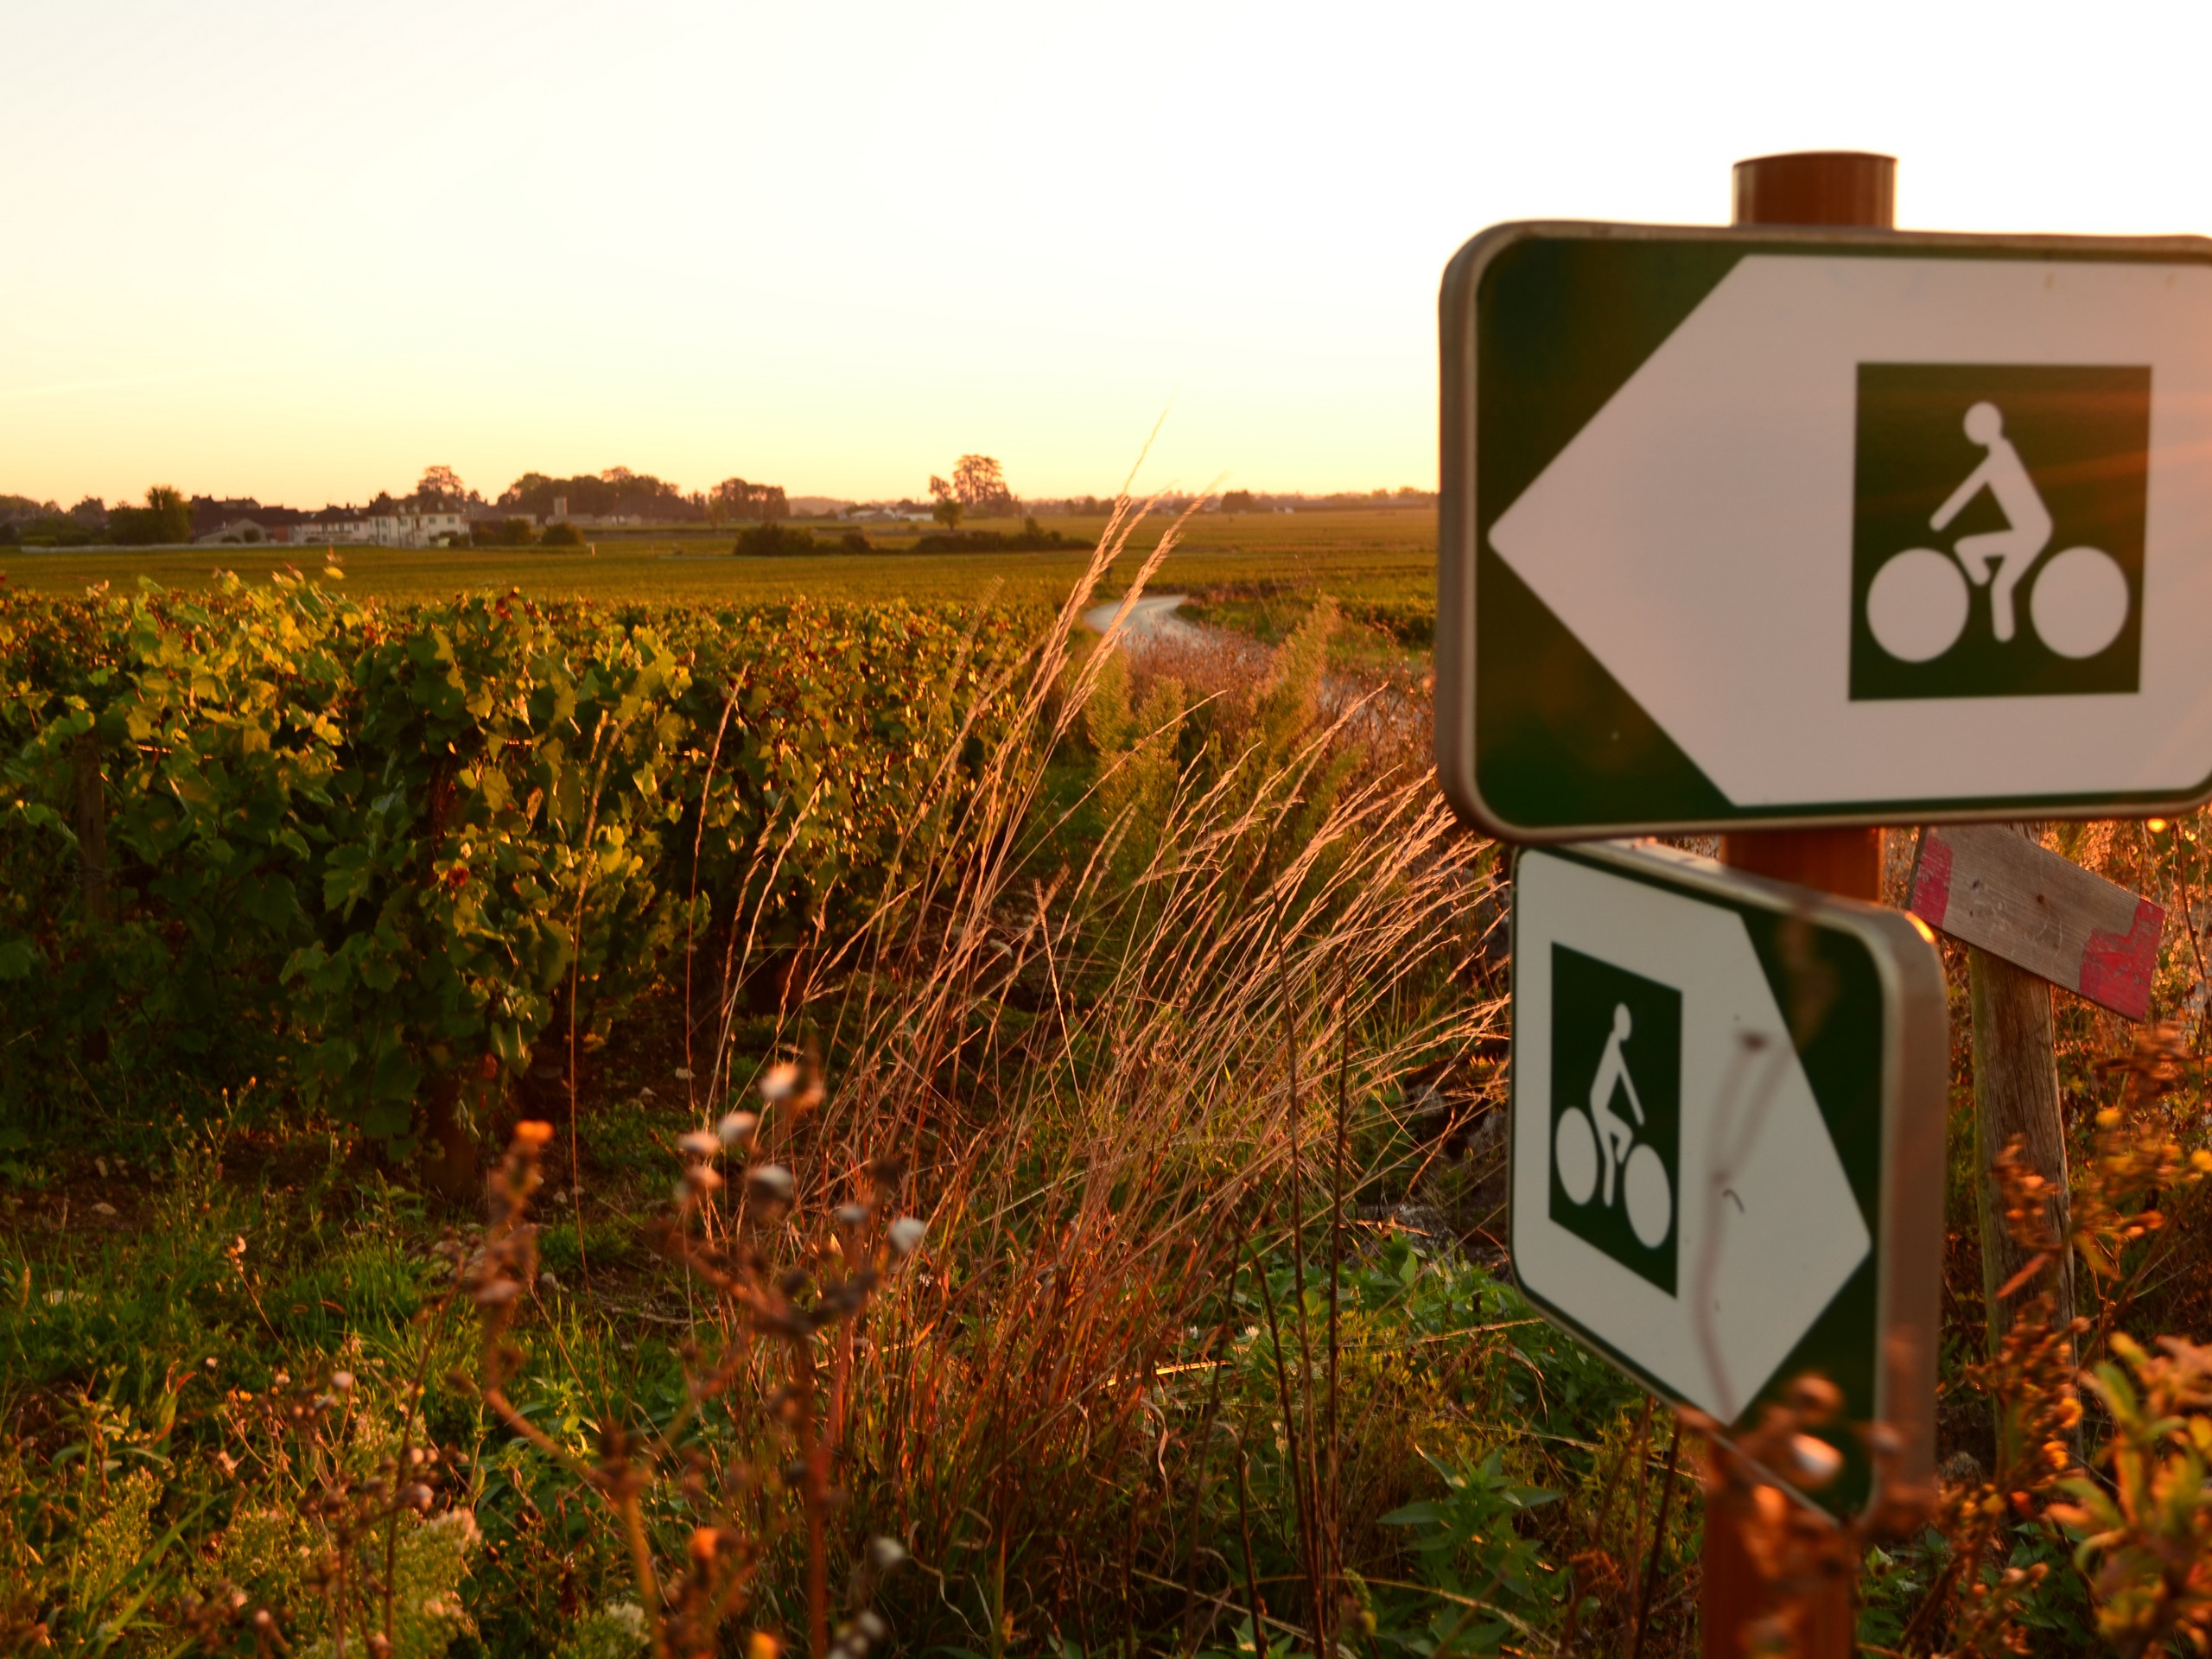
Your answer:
[190,497,315,537]
[288,504,467,549]
[196,518,270,545]
[288,510,376,547]
[372,507,467,547]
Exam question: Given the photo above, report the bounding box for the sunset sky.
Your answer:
[6,0,2209,508]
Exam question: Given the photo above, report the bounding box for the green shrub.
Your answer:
[910,518,1082,554]
[540,522,585,548]
[732,522,817,556]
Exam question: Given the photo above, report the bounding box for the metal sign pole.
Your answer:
[1710,147,1897,1659]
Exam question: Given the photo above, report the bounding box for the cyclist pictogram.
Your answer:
[1553,1002,1674,1250]
[1864,400,2129,666]
[1548,944,1681,1291]
[1849,363,2148,702]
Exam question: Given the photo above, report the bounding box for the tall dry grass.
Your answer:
[519,498,1510,1649]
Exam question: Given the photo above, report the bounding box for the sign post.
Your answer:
[1510,839,1946,1653]
[1713,149,1898,1659]
[1442,147,2206,1654]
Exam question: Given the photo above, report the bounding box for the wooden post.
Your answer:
[1707,147,1898,1659]
[1965,830,2076,1370]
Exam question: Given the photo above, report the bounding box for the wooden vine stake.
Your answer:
[1909,823,2164,1385]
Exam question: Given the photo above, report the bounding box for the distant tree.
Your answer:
[951,454,1014,514]
[499,473,553,510]
[109,485,194,545]
[148,486,192,540]
[1219,489,1255,513]
[499,468,702,521]
[540,522,586,547]
[416,465,466,504]
[928,475,963,531]
[710,478,790,524]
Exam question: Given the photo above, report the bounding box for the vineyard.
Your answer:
[0,525,2209,1656]
[0,575,1037,1166]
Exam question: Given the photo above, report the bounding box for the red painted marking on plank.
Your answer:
[2080,897,2164,1022]
[1910,831,1954,930]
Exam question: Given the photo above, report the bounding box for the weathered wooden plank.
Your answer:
[1910,824,2164,1020]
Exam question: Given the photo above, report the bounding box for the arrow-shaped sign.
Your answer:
[1439,225,2212,838]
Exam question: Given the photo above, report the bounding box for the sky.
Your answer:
[6,0,2212,509]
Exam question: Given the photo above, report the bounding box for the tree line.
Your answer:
[0,465,798,547]
[0,486,192,548]
[494,469,787,524]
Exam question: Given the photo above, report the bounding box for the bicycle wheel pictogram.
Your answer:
[1865,547,1971,662]
[1863,399,2132,668]
[1554,1107,1599,1205]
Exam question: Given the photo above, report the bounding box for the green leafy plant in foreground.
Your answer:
[1377,1450,1564,1654]
[2050,1334,2212,1654]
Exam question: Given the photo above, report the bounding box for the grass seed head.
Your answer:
[747,1164,795,1205]
[868,1535,908,1571]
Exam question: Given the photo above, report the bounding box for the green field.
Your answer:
[0,508,1437,607]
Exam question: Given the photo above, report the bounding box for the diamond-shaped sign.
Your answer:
[1510,842,1947,1518]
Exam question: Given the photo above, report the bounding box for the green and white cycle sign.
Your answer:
[1510,842,1948,1517]
[1438,222,2212,839]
